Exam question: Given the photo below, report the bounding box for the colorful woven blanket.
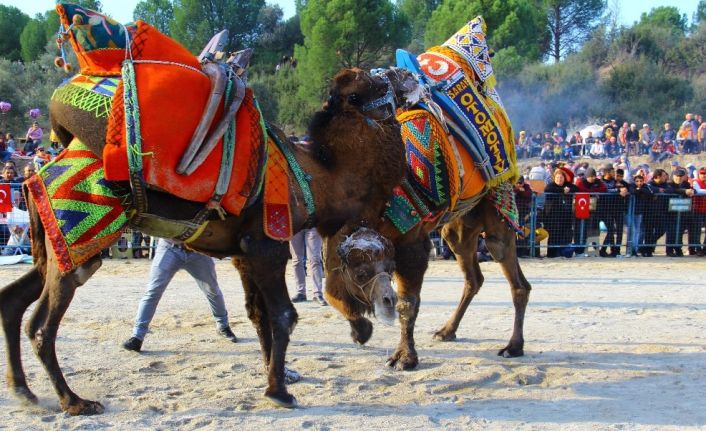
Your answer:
[25,139,128,274]
[396,16,518,187]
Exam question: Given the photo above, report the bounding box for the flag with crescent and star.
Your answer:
[0,183,12,213]
[575,193,590,219]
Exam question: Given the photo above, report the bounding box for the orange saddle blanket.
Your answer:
[100,22,265,215]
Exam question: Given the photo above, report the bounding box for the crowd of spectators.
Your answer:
[517,157,706,259]
[516,114,706,163]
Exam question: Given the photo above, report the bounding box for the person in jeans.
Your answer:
[123,239,237,352]
[289,228,327,305]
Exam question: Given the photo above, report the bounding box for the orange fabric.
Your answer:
[263,138,292,241]
[103,22,265,216]
[456,139,486,200]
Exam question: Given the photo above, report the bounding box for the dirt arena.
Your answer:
[1,256,704,430]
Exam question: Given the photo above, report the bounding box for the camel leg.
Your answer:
[233,242,298,408]
[26,255,103,415]
[0,267,44,403]
[323,236,373,345]
[386,237,430,371]
[433,216,483,341]
[238,270,273,365]
[485,223,531,358]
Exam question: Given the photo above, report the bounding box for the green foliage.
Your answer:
[424,0,548,67]
[20,18,48,63]
[398,0,441,52]
[698,1,706,24]
[545,0,606,62]
[134,0,174,34]
[0,5,30,61]
[295,0,410,114]
[250,8,303,74]
[637,6,687,35]
[601,59,692,126]
[170,0,265,53]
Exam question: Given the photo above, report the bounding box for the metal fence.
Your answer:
[522,192,705,257]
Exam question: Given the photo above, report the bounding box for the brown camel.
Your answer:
[0,68,415,414]
[323,69,532,370]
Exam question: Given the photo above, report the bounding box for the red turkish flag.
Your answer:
[0,183,12,213]
[574,193,590,219]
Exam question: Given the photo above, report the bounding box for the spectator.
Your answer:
[540,142,553,161]
[639,124,655,156]
[698,121,706,153]
[603,119,619,139]
[660,123,677,152]
[33,147,51,169]
[516,131,530,159]
[1,163,22,184]
[513,176,533,257]
[605,136,619,158]
[122,239,238,352]
[664,168,694,257]
[598,164,629,257]
[528,162,550,184]
[543,167,578,258]
[618,122,629,151]
[5,133,16,156]
[629,174,654,256]
[552,121,567,141]
[530,132,543,157]
[626,123,639,155]
[589,139,606,159]
[24,122,43,155]
[678,113,698,154]
[644,169,670,257]
[289,228,327,305]
[569,131,583,157]
[0,133,8,162]
[690,168,706,256]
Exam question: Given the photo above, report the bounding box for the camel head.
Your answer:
[324,68,421,121]
[334,227,397,325]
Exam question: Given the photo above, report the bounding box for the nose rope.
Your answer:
[332,266,392,308]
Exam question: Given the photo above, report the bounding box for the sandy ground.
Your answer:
[1,256,705,430]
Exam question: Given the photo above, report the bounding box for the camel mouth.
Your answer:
[372,273,397,326]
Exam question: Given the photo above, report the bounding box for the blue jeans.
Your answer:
[131,239,229,340]
[289,228,323,296]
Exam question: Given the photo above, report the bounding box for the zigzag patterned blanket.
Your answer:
[25,139,129,274]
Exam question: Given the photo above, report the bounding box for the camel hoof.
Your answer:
[11,386,38,405]
[386,354,418,371]
[284,367,301,384]
[432,329,457,342]
[63,399,105,416]
[498,345,524,358]
[349,318,373,345]
[265,391,298,408]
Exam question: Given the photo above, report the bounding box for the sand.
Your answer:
[1,256,705,430]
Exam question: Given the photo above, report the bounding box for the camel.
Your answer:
[323,67,532,370]
[0,66,418,414]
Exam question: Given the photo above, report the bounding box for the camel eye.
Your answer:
[348,93,360,105]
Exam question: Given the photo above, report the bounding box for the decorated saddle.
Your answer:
[396,17,517,187]
[54,2,268,217]
[386,17,520,234]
